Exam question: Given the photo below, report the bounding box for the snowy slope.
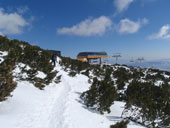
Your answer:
[0,61,145,128]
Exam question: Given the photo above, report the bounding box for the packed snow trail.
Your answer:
[52,64,112,128]
[0,62,145,128]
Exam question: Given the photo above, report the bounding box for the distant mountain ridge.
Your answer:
[127,58,170,71]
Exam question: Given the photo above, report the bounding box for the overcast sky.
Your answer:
[0,0,170,63]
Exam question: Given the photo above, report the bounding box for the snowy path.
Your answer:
[0,63,90,128]
[0,63,145,128]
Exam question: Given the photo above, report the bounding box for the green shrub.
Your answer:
[60,56,90,73]
[0,62,17,101]
[0,36,60,92]
[124,80,170,127]
[110,120,129,128]
[68,71,77,77]
[81,76,118,114]
[54,75,61,84]
[113,67,131,90]
[81,69,89,77]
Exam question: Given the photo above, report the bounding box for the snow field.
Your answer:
[0,62,145,128]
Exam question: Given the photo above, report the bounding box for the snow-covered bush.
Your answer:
[60,56,91,74]
[0,52,17,101]
[79,63,170,127]
[123,80,170,127]
[0,36,60,92]
[81,68,118,114]
[68,71,77,77]
[110,120,129,128]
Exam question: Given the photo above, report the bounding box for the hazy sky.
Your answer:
[0,0,170,62]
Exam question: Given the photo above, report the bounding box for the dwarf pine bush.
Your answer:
[81,68,118,114]
[0,36,61,99]
[110,120,129,128]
